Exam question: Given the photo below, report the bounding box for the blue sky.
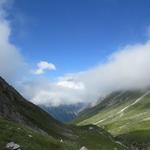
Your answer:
[10,0,150,78]
[1,0,150,106]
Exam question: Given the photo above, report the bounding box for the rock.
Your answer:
[89,126,94,130]
[80,146,88,150]
[6,142,21,150]
[28,134,32,138]
[147,147,150,150]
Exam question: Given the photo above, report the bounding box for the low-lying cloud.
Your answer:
[20,40,150,106]
[18,78,86,106]
[76,41,150,98]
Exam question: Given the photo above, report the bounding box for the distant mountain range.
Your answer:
[0,76,126,150]
[41,103,84,123]
[74,90,150,149]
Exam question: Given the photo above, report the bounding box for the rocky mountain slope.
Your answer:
[0,76,126,150]
[0,77,70,139]
[74,90,150,149]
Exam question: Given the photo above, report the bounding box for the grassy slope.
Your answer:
[75,91,150,135]
[0,76,69,139]
[73,91,142,125]
[116,130,150,149]
[73,91,150,149]
[0,118,126,150]
[0,117,77,150]
[73,125,127,150]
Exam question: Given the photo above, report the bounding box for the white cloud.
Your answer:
[74,41,150,101]
[18,78,85,106]
[33,61,56,75]
[20,40,150,106]
[0,0,26,83]
[57,77,85,90]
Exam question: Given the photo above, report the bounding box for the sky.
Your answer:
[1,0,150,106]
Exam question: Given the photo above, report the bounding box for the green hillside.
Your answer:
[74,90,150,149]
[116,130,150,149]
[0,77,70,139]
[0,117,77,150]
[75,90,150,135]
[0,77,127,150]
[0,117,127,150]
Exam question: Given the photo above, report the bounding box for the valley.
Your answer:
[0,77,126,150]
[1,76,150,150]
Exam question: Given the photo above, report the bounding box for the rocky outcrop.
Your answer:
[6,142,21,150]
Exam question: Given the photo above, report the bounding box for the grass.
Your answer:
[0,118,78,150]
[0,77,127,150]
[0,118,127,150]
[116,130,150,149]
[75,91,150,136]
[73,125,127,150]
[73,91,150,149]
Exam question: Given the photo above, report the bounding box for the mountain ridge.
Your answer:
[0,77,72,139]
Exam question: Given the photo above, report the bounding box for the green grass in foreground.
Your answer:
[0,118,127,150]
[0,118,77,150]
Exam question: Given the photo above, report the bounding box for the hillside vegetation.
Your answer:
[0,77,126,150]
[74,90,150,149]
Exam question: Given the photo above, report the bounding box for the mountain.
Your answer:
[0,77,69,139]
[74,90,150,149]
[0,76,126,150]
[41,103,84,123]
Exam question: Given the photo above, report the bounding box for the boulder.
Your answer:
[89,126,94,130]
[80,146,88,150]
[6,142,21,150]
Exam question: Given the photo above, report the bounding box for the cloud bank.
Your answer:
[0,0,26,83]
[76,41,150,98]
[20,40,150,106]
